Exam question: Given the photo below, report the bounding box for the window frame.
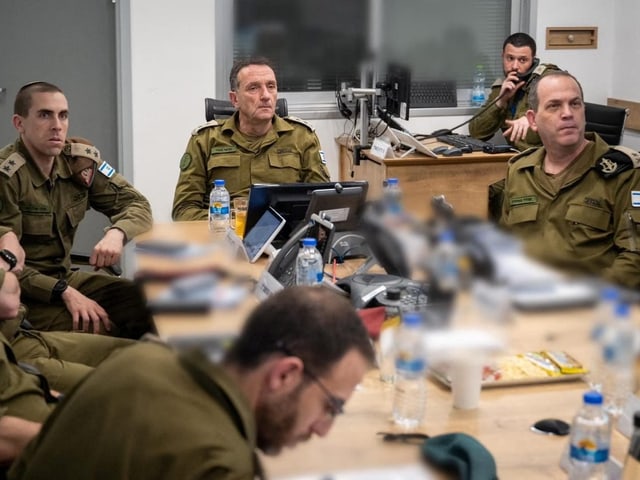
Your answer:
[215,0,531,119]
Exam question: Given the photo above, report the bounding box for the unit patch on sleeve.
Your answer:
[632,191,640,208]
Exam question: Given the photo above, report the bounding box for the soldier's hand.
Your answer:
[496,72,525,107]
[61,286,111,334]
[0,231,26,274]
[90,228,125,268]
[504,116,531,143]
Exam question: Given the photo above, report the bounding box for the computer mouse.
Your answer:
[530,418,570,436]
[432,146,449,155]
[442,147,462,157]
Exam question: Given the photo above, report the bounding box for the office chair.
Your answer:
[584,102,629,146]
[204,97,288,121]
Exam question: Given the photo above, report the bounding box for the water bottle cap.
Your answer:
[402,312,422,327]
[476,64,484,69]
[583,390,603,405]
[615,301,630,318]
[214,179,225,187]
[301,237,317,248]
[439,229,455,242]
[386,178,399,186]
[601,286,619,302]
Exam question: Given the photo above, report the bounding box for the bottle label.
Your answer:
[570,442,609,463]
[210,202,229,215]
[396,356,425,373]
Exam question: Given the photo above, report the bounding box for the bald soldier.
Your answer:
[172,57,331,220]
[500,71,640,288]
[0,82,155,339]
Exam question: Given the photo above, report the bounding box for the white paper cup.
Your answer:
[450,359,483,410]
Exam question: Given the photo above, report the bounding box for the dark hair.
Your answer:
[503,32,537,57]
[528,70,583,111]
[229,57,276,91]
[224,286,375,376]
[14,81,64,116]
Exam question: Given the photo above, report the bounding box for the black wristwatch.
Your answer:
[51,279,69,301]
[0,249,17,271]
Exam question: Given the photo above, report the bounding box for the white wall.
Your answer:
[129,0,216,222]
[613,0,640,151]
[127,1,636,222]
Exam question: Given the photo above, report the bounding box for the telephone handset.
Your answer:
[267,214,335,288]
[515,57,540,82]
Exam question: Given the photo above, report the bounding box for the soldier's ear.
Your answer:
[526,109,538,132]
[12,114,25,134]
[229,90,239,109]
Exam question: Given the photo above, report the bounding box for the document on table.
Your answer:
[275,464,433,480]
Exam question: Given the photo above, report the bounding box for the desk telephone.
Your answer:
[267,213,335,287]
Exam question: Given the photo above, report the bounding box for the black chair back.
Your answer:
[584,102,628,145]
[204,98,288,121]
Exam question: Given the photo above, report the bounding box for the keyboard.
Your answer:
[437,134,494,151]
[411,80,457,108]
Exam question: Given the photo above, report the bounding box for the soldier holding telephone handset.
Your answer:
[469,32,560,152]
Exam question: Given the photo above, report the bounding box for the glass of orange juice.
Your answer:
[231,196,248,238]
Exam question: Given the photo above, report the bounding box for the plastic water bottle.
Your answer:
[588,286,620,391]
[601,301,635,418]
[383,177,402,215]
[471,64,486,107]
[392,312,426,429]
[209,179,230,239]
[295,238,323,286]
[430,229,460,294]
[568,390,611,480]
[622,411,640,479]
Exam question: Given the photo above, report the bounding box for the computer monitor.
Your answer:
[383,63,412,121]
[246,181,369,247]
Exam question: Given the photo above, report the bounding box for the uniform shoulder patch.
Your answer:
[191,120,220,136]
[284,115,315,132]
[596,146,640,179]
[0,152,26,178]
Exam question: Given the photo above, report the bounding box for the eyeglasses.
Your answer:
[303,368,345,419]
[276,342,345,419]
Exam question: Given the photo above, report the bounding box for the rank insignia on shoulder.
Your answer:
[98,161,116,178]
[191,120,219,136]
[284,115,315,132]
[0,152,26,177]
[596,146,640,178]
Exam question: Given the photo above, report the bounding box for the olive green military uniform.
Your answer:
[10,343,263,480]
[1,306,135,394]
[469,64,559,152]
[0,139,155,339]
[500,133,640,289]
[0,329,54,424]
[172,112,331,221]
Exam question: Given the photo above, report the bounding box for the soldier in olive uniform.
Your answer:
[0,267,55,469]
[0,82,155,339]
[10,287,376,480]
[500,71,640,289]
[172,57,331,221]
[469,33,559,151]
[0,230,134,393]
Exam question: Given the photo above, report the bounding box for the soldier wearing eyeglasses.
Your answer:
[9,287,375,480]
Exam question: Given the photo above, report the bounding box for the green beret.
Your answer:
[422,432,498,480]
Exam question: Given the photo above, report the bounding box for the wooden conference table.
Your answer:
[137,221,636,480]
[337,136,514,220]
